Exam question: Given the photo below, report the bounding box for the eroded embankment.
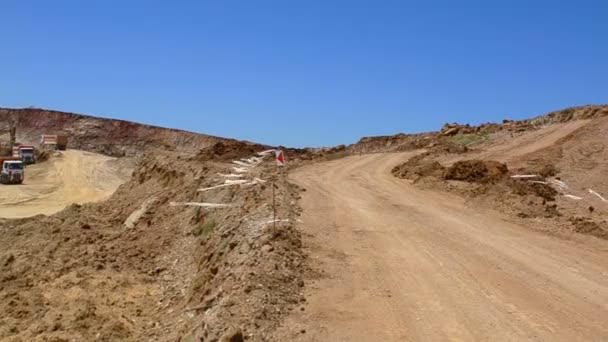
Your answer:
[0,141,306,341]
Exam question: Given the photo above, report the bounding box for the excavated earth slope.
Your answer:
[390,105,608,240]
[0,108,229,156]
[0,142,306,341]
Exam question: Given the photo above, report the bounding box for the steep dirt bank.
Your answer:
[0,142,306,341]
[0,107,231,156]
[392,114,608,240]
[350,105,608,154]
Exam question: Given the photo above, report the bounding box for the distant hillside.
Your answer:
[349,105,608,154]
[0,107,233,156]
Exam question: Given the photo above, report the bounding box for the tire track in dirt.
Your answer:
[276,153,608,341]
[0,150,131,218]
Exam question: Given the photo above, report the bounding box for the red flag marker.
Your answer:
[275,150,286,166]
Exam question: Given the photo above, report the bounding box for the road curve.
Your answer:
[279,153,608,341]
[0,150,130,218]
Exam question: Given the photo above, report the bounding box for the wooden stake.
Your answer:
[272,180,276,230]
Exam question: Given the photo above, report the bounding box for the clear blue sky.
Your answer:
[2,1,607,147]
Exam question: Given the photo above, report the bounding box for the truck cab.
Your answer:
[18,146,36,165]
[0,160,24,184]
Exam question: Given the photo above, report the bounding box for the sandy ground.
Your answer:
[0,150,131,218]
[277,153,608,341]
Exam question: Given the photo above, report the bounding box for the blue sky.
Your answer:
[1,1,607,147]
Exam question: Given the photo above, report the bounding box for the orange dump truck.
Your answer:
[41,135,69,151]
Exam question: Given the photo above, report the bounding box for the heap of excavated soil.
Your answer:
[392,157,509,184]
[0,144,306,341]
[444,160,508,183]
[394,155,574,222]
[391,153,445,181]
[391,106,608,239]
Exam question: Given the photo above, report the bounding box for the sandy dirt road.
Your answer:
[279,153,608,341]
[0,150,130,218]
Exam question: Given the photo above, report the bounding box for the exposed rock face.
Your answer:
[0,107,227,156]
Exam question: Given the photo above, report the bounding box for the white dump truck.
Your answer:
[0,157,24,184]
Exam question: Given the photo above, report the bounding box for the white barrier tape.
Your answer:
[550,179,568,189]
[199,178,266,192]
[217,173,244,178]
[564,194,583,200]
[198,183,241,192]
[232,167,248,173]
[588,189,607,202]
[510,175,541,178]
[241,178,266,187]
[257,149,276,156]
[233,160,254,167]
[242,157,262,164]
[266,219,290,224]
[529,181,548,185]
[225,179,249,185]
[232,152,269,169]
[170,202,232,208]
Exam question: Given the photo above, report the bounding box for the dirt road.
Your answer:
[0,150,131,218]
[279,153,608,341]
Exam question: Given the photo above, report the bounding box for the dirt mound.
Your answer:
[0,107,229,157]
[393,154,565,220]
[506,178,558,201]
[392,144,608,236]
[515,164,559,178]
[444,160,508,183]
[569,217,608,240]
[393,157,509,185]
[391,153,446,181]
[194,141,269,162]
[0,149,305,341]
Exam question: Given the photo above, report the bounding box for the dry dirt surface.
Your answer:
[0,150,131,218]
[276,153,608,341]
[0,143,306,342]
